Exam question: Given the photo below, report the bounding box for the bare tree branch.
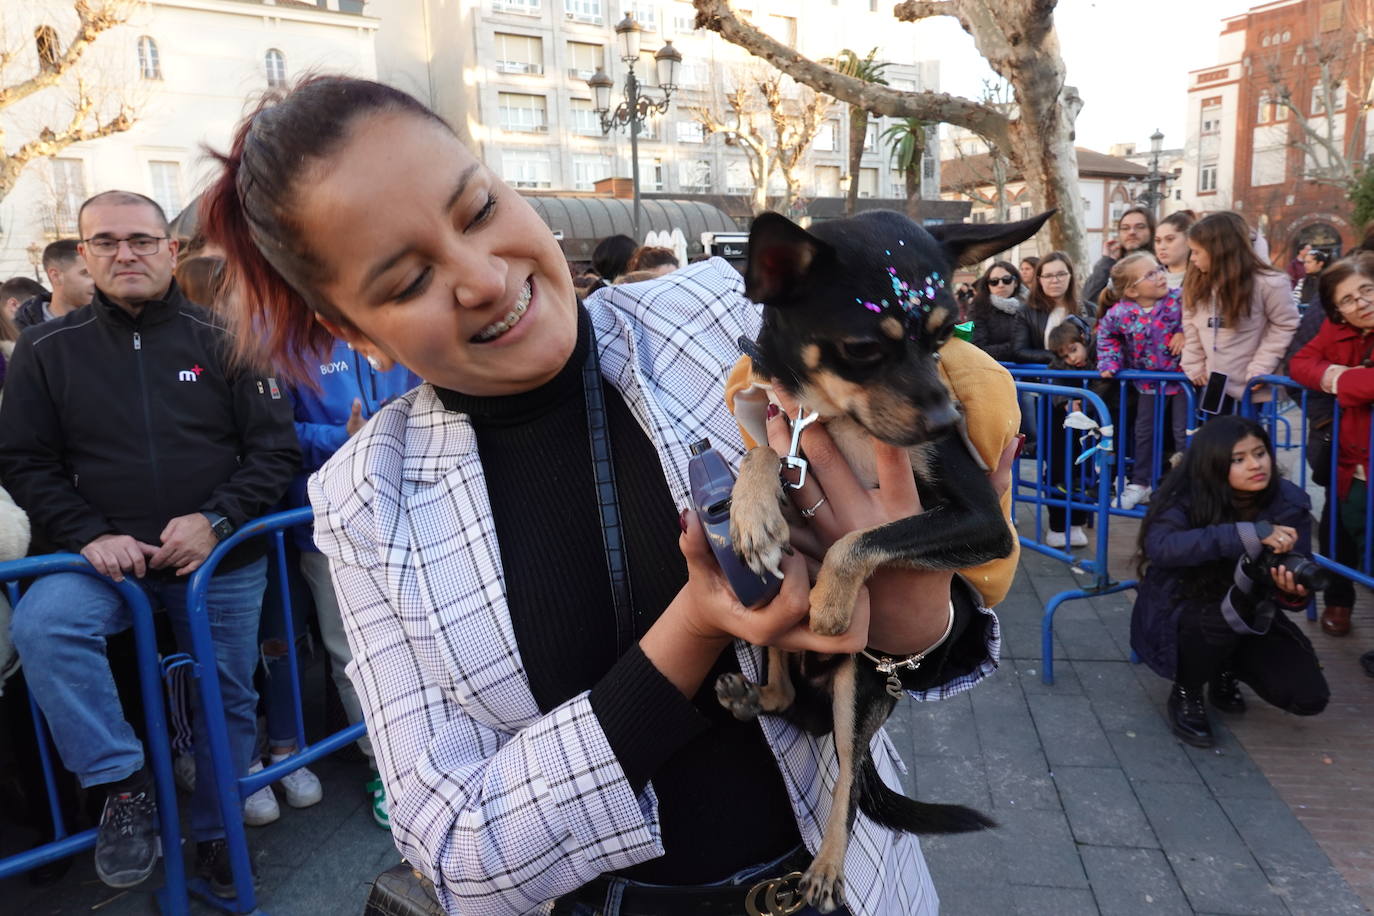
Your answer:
[0,1,139,110]
[891,1,960,23]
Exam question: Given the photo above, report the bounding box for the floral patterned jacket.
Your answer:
[1096,288,1185,394]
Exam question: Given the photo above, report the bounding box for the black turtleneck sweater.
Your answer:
[434,309,802,883]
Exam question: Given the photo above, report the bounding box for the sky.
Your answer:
[904,0,1249,154]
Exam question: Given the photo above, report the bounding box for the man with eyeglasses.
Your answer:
[1083,207,1156,304]
[0,190,299,893]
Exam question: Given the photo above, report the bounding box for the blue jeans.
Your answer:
[11,558,267,842]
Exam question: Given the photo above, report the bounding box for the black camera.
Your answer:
[1247,549,1331,594]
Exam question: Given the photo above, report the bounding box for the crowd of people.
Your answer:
[962,203,1373,747]
[0,73,1367,915]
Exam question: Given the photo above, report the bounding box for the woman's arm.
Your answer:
[1095,308,1124,375]
[1287,326,1334,391]
[1142,501,1253,567]
[1012,311,1053,363]
[1180,309,1206,384]
[1244,274,1301,382]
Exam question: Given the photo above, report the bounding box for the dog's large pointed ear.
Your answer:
[745,212,834,305]
[927,209,1057,268]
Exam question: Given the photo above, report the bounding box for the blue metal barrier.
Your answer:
[182,507,366,914]
[0,557,189,914]
[1008,381,1137,684]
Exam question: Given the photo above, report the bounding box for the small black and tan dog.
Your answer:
[718,208,1052,912]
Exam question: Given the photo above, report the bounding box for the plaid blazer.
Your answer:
[310,259,1001,916]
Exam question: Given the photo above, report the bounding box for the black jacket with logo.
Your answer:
[0,283,300,570]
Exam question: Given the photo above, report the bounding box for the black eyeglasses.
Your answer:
[988,276,1016,286]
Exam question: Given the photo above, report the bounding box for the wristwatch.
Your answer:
[201,511,234,542]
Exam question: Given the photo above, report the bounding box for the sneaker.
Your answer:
[270,753,323,808]
[195,838,257,900]
[1068,526,1088,547]
[242,762,280,827]
[1045,530,1067,548]
[173,754,196,795]
[367,773,391,830]
[94,784,160,889]
[1118,484,1151,510]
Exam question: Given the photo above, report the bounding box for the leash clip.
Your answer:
[780,408,821,490]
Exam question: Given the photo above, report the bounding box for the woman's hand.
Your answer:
[1260,524,1299,554]
[1268,564,1310,598]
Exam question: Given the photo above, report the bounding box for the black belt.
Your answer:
[553,846,814,916]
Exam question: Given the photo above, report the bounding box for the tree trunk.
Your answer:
[847,107,866,216]
[905,169,919,218]
[1006,98,1083,265]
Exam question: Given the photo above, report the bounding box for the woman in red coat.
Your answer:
[1289,252,1374,639]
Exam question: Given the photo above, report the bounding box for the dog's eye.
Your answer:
[838,340,885,367]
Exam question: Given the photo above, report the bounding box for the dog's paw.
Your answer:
[729,488,789,581]
[714,672,763,721]
[799,861,845,914]
[808,573,856,636]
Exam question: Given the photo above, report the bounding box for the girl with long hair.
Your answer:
[1131,416,1328,748]
[199,75,1009,915]
[1181,212,1299,410]
[1012,251,1093,364]
[1153,210,1194,289]
[970,259,1023,362]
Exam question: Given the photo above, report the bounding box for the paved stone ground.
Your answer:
[4,513,1370,915]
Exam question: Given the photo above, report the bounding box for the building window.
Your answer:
[495,33,543,74]
[495,0,541,13]
[815,165,841,197]
[35,26,60,71]
[863,123,877,153]
[567,41,602,80]
[498,92,548,132]
[670,3,698,36]
[676,120,704,143]
[637,110,659,140]
[922,155,935,180]
[859,167,878,198]
[573,154,613,190]
[678,159,711,192]
[624,5,657,29]
[726,160,753,194]
[149,161,183,217]
[1311,81,1346,114]
[570,98,603,135]
[765,15,797,47]
[1199,163,1218,192]
[137,36,161,80]
[504,151,552,188]
[814,121,837,152]
[265,49,287,89]
[677,60,709,86]
[638,156,664,191]
[49,158,86,236]
[1200,103,1221,135]
[564,0,602,23]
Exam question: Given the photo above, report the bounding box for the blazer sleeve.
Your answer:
[1244,274,1301,383]
[310,469,665,915]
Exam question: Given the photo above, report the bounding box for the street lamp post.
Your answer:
[587,15,682,241]
[1138,128,1166,217]
[25,242,42,283]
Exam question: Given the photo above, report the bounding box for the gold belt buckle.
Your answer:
[744,870,806,916]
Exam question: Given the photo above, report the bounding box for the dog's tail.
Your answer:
[857,758,997,834]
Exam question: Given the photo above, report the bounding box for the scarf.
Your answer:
[989,294,1022,316]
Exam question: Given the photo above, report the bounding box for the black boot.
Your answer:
[1168,683,1214,748]
[1208,670,1247,714]
[196,838,258,900]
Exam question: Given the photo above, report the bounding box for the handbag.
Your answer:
[363,863,445,916]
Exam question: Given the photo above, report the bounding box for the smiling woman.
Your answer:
[200,75,1007,916]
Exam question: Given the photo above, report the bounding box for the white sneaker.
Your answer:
[1118,484,1151,510]
[243,762,280,827]
[1069,526,1088,547]
[1045,530,1067,548]
[271,753,324,809]
[173,754,196,795]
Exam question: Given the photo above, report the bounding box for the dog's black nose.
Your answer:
[922,402,961,437]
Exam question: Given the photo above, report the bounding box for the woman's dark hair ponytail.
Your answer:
[200,76,450,385]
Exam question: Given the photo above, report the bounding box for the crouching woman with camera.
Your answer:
[1131,416,1329,747]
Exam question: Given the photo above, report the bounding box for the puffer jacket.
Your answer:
[1180,270,1299,402]
[1131,479,1311,680]
[971,293,1022,362]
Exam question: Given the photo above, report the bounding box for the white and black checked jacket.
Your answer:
[310,258,1002,916]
